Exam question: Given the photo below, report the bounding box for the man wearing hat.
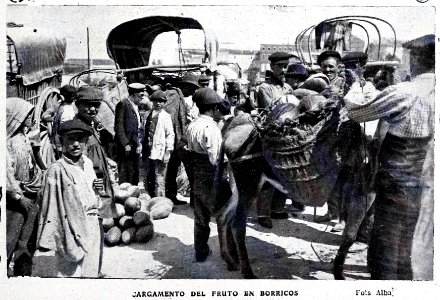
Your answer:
[161,79,189,205]
[257,51,297,108]
[35,119,103,277]
[344,34,435,280]
[141,90,174,198]
[114,82,145,185]
[256,52,298,227]
[184,87,230,262]
[73,86,117,220]
[285,63,309,90]
[317,50,346,98]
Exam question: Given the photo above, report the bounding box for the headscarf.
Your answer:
[6,97,35,138]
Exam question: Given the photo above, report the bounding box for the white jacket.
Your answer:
[148,110,175,161]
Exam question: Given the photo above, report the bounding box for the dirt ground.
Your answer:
[101,196,370,280]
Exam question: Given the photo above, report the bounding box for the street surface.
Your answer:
[101,198,370,280]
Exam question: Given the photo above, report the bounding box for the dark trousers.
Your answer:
[191,153,220,260]
[6,195,39,276]
[165,150,182,200]
[117,148,139,185]
[327,166,352,218]
[368,184,421,280]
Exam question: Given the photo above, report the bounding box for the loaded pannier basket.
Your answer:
[260,102,341,207]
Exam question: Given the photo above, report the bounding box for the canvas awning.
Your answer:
[7,27,66,86]
[106,16,219,70]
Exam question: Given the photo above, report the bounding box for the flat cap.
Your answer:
[128,82,146,91]
[150,90,168,102]
[269,52,296,64]
[58,118,93,136]
[342,52,368,65]
[192,87,222,105]
[75,86,103,102]
[286,63,308,76]
[317,50,342,65]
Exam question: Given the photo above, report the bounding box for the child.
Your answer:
[141,91,175,197]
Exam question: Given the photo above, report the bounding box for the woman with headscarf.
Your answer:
[6,97,42,276]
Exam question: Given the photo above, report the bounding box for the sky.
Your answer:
[6,5,435,61]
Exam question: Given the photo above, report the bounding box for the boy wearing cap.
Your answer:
[114,82,145,185]
[184,87,228,262]
[35,119,103,277]
[73,86,117,219]
[141,91,175,197]
[344,34,435,280]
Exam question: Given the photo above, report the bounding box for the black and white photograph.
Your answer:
[1,0,438,299]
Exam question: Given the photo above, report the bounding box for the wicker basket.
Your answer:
[262,106,341,207]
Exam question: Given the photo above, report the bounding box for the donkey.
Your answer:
[217,110,375,279]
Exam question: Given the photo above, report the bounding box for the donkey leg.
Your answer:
[231,199,257,279]
[334,189,373,279]
[217,216,239,271]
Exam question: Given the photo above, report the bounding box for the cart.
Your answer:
[6,24,67,168]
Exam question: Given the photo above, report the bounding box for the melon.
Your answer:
[104,226,121,246]
[135,225,154,243]
[127,185,141,198]
[124,197,141,216]
[121,227,136,245]
[115,203,125,218]
[147,197,174,211]
[119,182,132,190]
[150,203,173,220]
[114,189,130,204]
[119,215,135,230]
[133,210,151,226]
[102,218,115,232]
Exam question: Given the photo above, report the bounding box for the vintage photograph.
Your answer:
[1,0,438,298]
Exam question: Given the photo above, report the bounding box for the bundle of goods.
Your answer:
[258,101,341,207]
[103,183,174,247]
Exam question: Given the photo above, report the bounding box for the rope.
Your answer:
[177,30,187,76]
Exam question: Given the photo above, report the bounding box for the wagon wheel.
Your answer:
[32,87,62,169]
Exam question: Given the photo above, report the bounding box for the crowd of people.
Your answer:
[5,33,434,280]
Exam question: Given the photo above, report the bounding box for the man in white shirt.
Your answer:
[185,87,230,262]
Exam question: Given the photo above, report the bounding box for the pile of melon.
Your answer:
[103,182,174,247]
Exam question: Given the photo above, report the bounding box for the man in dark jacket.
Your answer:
[163,83,188,205]
[114,83,145,185]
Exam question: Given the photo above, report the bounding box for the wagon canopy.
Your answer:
[106,16,219,70]
[7,26,66,86]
